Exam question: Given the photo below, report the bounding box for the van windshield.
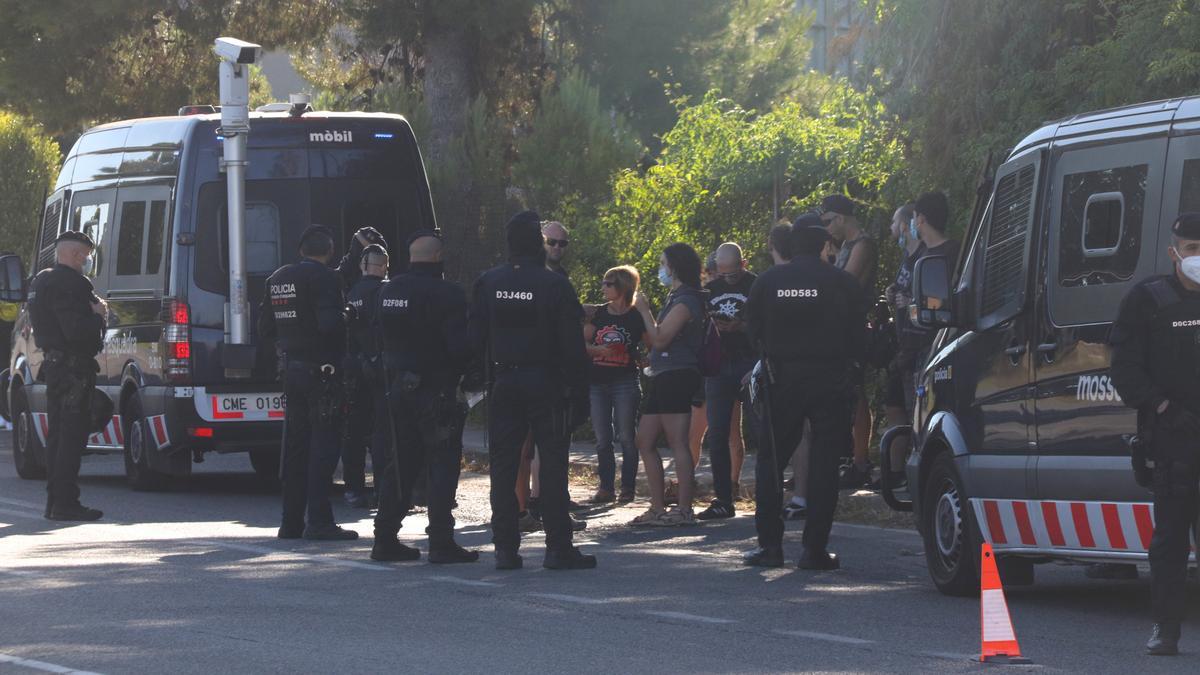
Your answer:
[194,177,421,294]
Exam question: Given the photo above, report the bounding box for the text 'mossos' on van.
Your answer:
[0,105,436,490]
[883,96,1200,596]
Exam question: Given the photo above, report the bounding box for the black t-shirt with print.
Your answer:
[589,304,647,383]
[705,272,757,363]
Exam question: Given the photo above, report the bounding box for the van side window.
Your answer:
[72,202,110,281]
[1057,165,1146,288]
[1179,159,1200,213]
[36,197,64,270]
[978,161,1038,330]
[146,201,166,275]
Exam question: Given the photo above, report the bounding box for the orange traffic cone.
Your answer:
[978,543,1032,664]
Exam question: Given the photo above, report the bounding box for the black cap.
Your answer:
[792,212,825,230]
[298,224,334,250]
[55,230,95,248]
[819,194,855,217]
[1173,212,1200,240]
[506,210,543,257]
[405,228,442,247]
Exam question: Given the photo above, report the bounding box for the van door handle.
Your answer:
[1004,344,1027,356]
[1036,342,1057,353]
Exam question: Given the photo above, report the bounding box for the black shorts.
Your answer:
[642,369,702,415]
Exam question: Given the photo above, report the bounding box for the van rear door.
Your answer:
[1032,134,1166,503]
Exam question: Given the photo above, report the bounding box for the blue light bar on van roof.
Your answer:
[374,132,394,139]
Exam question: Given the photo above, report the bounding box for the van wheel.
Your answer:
[249,449,280,487]
[11,387,47,480]
[922,452,980,596]
[123,396,169,491]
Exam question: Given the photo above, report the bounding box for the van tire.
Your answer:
[249,449,280,486]
[922,451,980,596]
[11,386,47,480]
[122,396,169,491]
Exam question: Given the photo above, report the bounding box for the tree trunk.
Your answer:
[422,25,471,167]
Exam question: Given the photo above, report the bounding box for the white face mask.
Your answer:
[658,265,673,287]
[82,254,96,277]
[1175,247,1200,284]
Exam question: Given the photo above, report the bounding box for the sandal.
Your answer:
[629,508,669,527]
[661,508,697,527]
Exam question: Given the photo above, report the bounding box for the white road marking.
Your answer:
[528,592,609,605]
[0,651,103,675]
[0,495,43,509]
[643,610,736,624]
[773,629,875,645]
[429,575,502,588]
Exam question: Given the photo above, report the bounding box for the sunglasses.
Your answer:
[546,238,570,248]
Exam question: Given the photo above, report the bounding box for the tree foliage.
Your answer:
[571,84,906,299]
[0,111,60,258]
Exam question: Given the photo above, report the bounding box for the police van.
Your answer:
[0,107,435,489]
[886,96,1200,595]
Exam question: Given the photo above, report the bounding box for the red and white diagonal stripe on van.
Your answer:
[972,498,1159,554]
[86,415,124,449]
[32,412,49,447]
[147,414,170,450]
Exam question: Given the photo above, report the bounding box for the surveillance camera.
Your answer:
[214,37,262,65]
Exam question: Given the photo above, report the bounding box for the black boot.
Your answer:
[303,524,359,541]
[428,542,480,564]
[495,549,523,570]
[371,538,421,562]
[543,546,597,570]
[1146,623,1180,656]
[743,546,784,568]
[797,548,840,570]
[46,503,103,522]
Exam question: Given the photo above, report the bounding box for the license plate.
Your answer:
[209,393,286,420]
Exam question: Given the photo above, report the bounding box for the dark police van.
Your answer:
[889,96,1200,595]
[0,109,435,489]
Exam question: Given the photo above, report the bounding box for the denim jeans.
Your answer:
[589,374,641,494]
[705,357,758,505]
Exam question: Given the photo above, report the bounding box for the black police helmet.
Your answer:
[88,388,115,434]
[506,210,544,257]
[55,230,96,248]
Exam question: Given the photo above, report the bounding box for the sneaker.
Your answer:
[838,462,872,490]
[589,489,616,505]
[518,510,543,533]
[617,491,636,504]
[782,502,807,520]
[696,500,735,521]
[628,507,669,527]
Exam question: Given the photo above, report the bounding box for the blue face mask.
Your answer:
[658,265,673,287]
[909,216,920,242]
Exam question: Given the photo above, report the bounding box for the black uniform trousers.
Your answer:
[341,356,381,494]
[754,363,853,553]
[489,367,573,554]
[1149,443,1200,626]
[43,361,94,509]
[376,375,466,546]
[281,361,342,529]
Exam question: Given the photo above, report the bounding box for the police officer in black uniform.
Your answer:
[29,231,106,521]
[336,226,388,290]
[258,225,356,541]
[1111,212,1200,656]
[341,244,389,508]
[469,211,594,571]
[371,231,480,564]
[743,216,866,569]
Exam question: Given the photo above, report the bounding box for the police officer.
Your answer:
[336,226,388,289]
[469,211,593,571]
[743,216,866,569]
[29,231,106,521]
[1111,212,1200,656]
[341,244,389,508]
[258,225,356,541]
[370,231,479,564]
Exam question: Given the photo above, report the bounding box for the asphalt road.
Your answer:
[0,435,1196,674]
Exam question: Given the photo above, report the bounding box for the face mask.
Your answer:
[82,254,96,276]
[909,216,920,242]
[1174,248,1200,284]
[658,266,673,287]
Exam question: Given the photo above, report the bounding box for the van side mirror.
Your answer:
[911,255,954,328]
[0,255,27,304]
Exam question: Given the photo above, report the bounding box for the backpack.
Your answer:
[865,296,898,371]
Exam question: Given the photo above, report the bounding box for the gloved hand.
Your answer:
[353,227,386,249]
[1128,434,1153,489]
[1160,400,1200,437]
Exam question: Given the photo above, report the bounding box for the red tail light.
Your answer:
[162,297,192,383]
[187,427,214,438]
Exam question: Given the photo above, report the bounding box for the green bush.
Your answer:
[0,111,60,258]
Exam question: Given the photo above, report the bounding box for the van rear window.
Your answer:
[1057,164,1146,288]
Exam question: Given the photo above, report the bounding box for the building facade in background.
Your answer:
[797,0,871,77]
